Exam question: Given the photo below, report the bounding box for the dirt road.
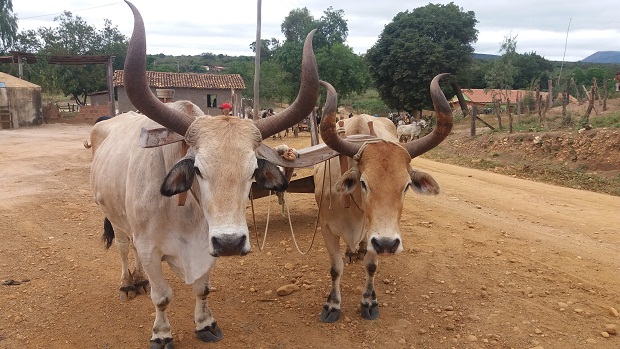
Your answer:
[1,123,619,349]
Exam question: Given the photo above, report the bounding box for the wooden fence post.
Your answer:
[603,79,609,111]
[470,105,477,137]
[571,78,582,105]
[494,97,502,130]
[507,98,513,133]
[562,80,570,125]
[594,77,602,106]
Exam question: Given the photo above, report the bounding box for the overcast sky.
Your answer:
[12,0,620,62]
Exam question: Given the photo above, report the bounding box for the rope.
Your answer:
[250,160,332,255]
[250,189,269,252]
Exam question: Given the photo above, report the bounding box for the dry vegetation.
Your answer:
[425,97,620,196]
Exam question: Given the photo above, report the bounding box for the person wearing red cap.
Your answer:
[220,102,232,115]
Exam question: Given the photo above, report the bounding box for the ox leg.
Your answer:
[144,261,174,349]
[131,248,149,295]
[360,253,379,320]
[319,226,343,323]
[192,269,223,342]
[115,230,137,301]
[357,238,368,260]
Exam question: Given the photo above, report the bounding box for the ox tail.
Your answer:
[84,116,113,149]
[102,217,115,250]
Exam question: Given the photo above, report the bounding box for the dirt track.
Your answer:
[1,123,619,349]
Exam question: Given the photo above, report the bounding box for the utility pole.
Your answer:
[252,0,262,120]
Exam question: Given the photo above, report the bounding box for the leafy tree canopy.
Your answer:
[276,6,368,102]
[0,0,18,53]
[9,11,128,104]
[249,38,281,61]
[366,2,478,113]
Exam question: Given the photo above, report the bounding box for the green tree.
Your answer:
[281,8,316,43]
[366,2,478,115]
[316,43,369,100]
[0,0,18,53]
[273,40,304,101]
[485,34,518,91]
[228,59,292,106]
[275,6,366,103]
[512,52,553,90]
[249,38,280,61]
[314,7,348,49]
[11,11,128,103]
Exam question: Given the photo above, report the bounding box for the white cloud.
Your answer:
[12,0,620,62]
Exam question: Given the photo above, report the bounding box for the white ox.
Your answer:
[397,119,427,142]
[90,2,319,347]
[313,75,458,322]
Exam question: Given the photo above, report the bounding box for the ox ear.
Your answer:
[408,168,440,195]
[160,156,196,197]
[335,167,360,194]
[255,158,288,192]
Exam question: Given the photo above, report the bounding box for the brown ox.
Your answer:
[90,1,318,347]
[314,75,457,322]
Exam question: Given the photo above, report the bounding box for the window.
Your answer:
[0,82,5,88]
[207,94,217,108]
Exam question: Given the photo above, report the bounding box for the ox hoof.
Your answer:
[360,302,379,320]
[319,306,341,323]
[149,337,174,349]
[135,280,150,295]
[119,285,138,301]
[196,322,223,342]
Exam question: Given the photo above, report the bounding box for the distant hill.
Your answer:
[580,51,620,63]
[473,53,499,61]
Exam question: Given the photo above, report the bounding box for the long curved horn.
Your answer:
[403,73,454,158]
[318,80,361,157]
[254,30,319,139]
[123,0,195,136]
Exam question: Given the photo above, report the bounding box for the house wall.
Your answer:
[0,87,42,128]
[108,87,243,115]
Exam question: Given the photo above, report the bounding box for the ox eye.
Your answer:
[194,167,202,178]
[360,180,368,192]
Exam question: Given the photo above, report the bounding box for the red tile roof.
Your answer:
[113,70,246,90]
[459,89,547,104]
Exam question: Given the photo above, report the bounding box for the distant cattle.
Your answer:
[397,119,428,142]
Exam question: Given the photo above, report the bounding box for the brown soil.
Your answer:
[1,122,619,349]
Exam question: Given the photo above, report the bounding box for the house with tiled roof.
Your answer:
[449,88,549,111]
[90,70,246,115]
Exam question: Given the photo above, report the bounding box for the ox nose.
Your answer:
[370,237,401,255]
[210,234,248,257]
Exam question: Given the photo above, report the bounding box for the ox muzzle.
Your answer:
[210,233,250,257]
[369,236,403,256]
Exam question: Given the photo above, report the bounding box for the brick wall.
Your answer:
[78,105,110,123]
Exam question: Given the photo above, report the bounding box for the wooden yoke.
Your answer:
[337,120,350,208]
[367,120,376,136]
